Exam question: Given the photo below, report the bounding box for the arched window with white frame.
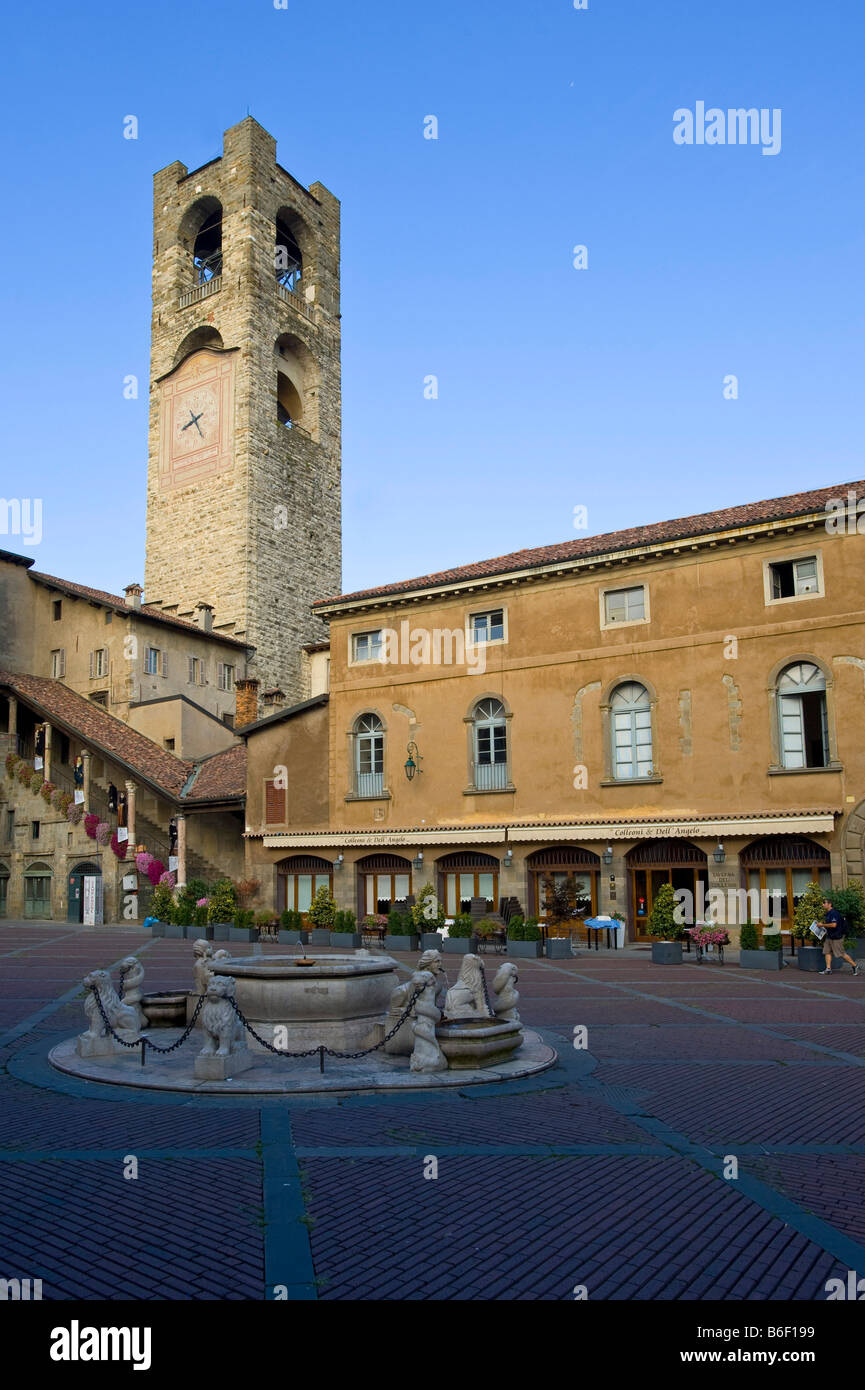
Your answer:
[777,662,828,768]
[611,682,653,779]
[472,698,508,791]
[354,713,384,797]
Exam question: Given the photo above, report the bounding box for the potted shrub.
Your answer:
[648,884,683,964]
[255,909,278,938]
[411,883,445,948]
[207,878,237,941]
[385,907,419,952]
[278,908,308,945]
[331,908,361,949]
[229,908,257,943]
[737,919,765,969]
[150,880,176,937]
[507,915,542,959]
[307,884,337,944]
[443,914,474,954]
[794,880,831,972]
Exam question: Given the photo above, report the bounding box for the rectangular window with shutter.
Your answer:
[161,651,168,678]
[51,649,65,678]
[90,649,107,678]
[265,779,286,825]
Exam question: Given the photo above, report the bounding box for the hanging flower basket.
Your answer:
[147,859,166,886]
[17,762,33,786]
[40,781,56,803]
[84,813,100,839]
[5,752,21,777]
[135,851,153,875]
[94,821,111,846]
[110,833,127,861]
[66,802,83,825]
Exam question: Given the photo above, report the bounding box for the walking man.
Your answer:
[820,898,860,976]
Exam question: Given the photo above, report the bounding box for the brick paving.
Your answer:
[0,923,863,1301]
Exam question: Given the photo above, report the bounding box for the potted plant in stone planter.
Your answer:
[507,915,543,959]
[443,915,474,954]
[412,883,445,949]
[794,880,831,972]
[207,878,237,942]
[759,922,785,970]
[307,884,337,944]
[331,908,361,949]
[737,919,765,969]
[149,880,174,938]
[278,908,309,946]
[228,908,257,943]
[385,907,419,953]
[648,884,683,964]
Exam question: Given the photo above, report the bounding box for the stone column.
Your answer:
[82,748,92,807]
[175,813,187,887]
[43,723,53,782]
[125,780,137,847]
[8,695,17,741]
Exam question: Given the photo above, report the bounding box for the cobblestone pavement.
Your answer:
[1,922,863,1300]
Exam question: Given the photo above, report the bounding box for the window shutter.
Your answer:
[265,780,287,825]
[161,651,168,678]
[59,650,66,677]
[188,656,194,684]
[199,662,206,685]
[89,651,94,678]
[218,662,224,689]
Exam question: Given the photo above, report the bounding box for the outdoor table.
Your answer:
[585,924,618,950]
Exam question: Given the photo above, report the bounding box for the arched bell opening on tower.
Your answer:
[277,371,303,429]
[275,216,303,292]
[178,197,224,288]
[274,333,319,441]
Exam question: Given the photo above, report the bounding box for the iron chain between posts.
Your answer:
[89,985,205,1056]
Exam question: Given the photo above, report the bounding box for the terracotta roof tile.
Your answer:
[183,744,247,802]
[0,670,245,804]
[315,477,865,608]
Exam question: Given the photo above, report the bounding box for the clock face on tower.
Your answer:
[157,348,236,491]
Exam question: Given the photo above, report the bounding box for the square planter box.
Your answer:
[385,934,419,952]
[278,930,309,946]
[507,940,543,959]
[162,923,184,940]
[651,941,682,965]
[545,938,572,959]
[211,922,232,942]
[854,939,865,959]
[183,923,210,939]
[149,919,166,938]
[421,932,443,950]
[331,932,362,949]
[798,945,830,972]
[740,948,783,970]
[309,929,332,946]
[229,927,258,943]
[443,938,472,954]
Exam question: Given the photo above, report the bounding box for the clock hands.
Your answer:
[181,409,204,437]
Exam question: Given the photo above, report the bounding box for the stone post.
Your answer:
[125,780,137,847]
[43,723,53,782]
[82,748,92,806]
[8,695,17,742]
[176,813,187,888]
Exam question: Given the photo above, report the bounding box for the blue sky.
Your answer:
[0,0,862,597]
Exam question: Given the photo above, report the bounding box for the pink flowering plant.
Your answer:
[94,821,111,846]
[159,870,175,889]
[147,859,166,886]
[686,925,730,948]
[83,813,100,839]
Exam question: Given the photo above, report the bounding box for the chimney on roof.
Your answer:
[194,602,214,634]
[262,687,285,709]
[124,583,143,611]
[235,677,259,727]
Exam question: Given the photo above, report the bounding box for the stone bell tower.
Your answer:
[144,117,341,706]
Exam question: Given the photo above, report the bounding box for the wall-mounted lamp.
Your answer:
[334,853,344,871]
[602,844,613,865]
[713,841,726,864]
[504,848,513,868]
[404,741,422,781]
[412,850,424,871]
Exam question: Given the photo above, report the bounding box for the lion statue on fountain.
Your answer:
[443,953,490,1019]
[199,975,245,1057]
[82,969,141,1039]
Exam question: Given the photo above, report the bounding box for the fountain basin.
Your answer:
[212,953,399,1052]
[141,991,188,1028]
[436,1016,523,1068]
